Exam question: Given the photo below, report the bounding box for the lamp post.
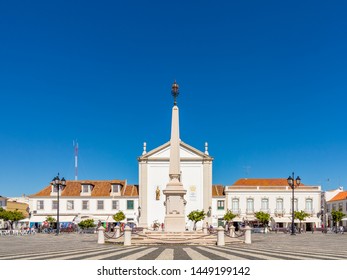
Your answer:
[287,172,301,235]
[51,174,66,235]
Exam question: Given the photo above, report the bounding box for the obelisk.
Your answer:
[163,81,187,232]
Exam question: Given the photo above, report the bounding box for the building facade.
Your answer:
[29,180,138,228]
[225,179,322,230]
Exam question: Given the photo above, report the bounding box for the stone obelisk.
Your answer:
[163,81,187,232]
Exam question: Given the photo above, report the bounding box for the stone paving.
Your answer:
[0,232,346,260]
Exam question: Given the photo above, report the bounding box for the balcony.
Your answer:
[304,209,315,216]
[260,208,271,214]
[246,209,254,215]
[274,209,286,217]
[231,209,241,215]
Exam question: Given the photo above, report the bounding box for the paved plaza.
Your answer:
[0,232,347,260]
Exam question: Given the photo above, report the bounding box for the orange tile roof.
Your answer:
[30,180,139,197]
[212,185,225,197]
[329,191,347,202]
[231,178,304,187]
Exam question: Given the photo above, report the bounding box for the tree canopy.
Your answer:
[255,211,271,227]
[78,219,95,229]
[187,210,206,230]
[113,211,126,223]
[0,208,25,229]
[223,210,237,223]
[331,210,345,225]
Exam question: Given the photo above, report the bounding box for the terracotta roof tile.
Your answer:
[329,191,347,202]
[232,178,304,187]
[212,185,225,197]
[30,180,138,197]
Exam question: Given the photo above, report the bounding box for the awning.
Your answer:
[29,216,76,223]
[92,216,108,222]
[300,217,321,223]
[19,218,30,222]
[29,216,47,223]
[271,217,291,223]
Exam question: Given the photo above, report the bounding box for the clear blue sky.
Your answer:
[1,1,346,197]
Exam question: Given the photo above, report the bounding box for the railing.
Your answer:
[0,229,36,236]
[274,209,286,216]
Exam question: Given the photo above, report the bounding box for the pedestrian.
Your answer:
[161,223,164,232]
[312,224,316,234]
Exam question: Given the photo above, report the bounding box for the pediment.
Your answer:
[138,141,213,161]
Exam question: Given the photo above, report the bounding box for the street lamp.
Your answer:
[51,174,66,235]
[287,172,301,235]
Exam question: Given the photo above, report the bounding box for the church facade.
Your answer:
[138,141,213,229]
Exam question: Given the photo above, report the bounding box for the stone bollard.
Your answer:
[229,225,235,237]
[203,224,208,234]
[97,226,105,244]
[217,226,225,246]
[115,226,120,238]
[124,225,132,246]
[244,226,252,244]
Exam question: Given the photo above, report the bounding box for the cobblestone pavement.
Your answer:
[0,232,346,260]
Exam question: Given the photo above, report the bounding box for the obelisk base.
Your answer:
[164,214,186,232]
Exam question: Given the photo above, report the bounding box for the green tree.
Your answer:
[0,209,25,229]
[223,210,237,228]
[78,219,95,229]
[45,216,56,228]
[187,210,206,231]
[255,211,271,232]
[294,210,310,233]
[113,211,126,224]
[331,210,346,232]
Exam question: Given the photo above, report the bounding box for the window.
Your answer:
[112,184,121,193]
[82,200,89,210]
[127,200,134,210]
[276,198,283,210]
[217,200,225,210]
[332,204,336,211]
[0,201,3,207]
[247,198,254,213]
[327,204,330,213]
[338,203,343,211]
[52,200,58,210]
[67,200,74,210]
[112,200,119,210]
[52,185,58,192]
[82,185,89,193]
[37,200,44,210]
[294,198,298,211]
[261,198,269,211]
[97,200,104,210]
[305,199,313,211]
[232,198,239,212]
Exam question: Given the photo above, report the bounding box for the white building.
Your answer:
[29,180,139,228]
[326,189,347,228]
[225,178,322,231]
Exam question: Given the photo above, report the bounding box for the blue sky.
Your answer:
[1,1,346,197]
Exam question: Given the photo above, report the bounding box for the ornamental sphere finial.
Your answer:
[171,80,179,105]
